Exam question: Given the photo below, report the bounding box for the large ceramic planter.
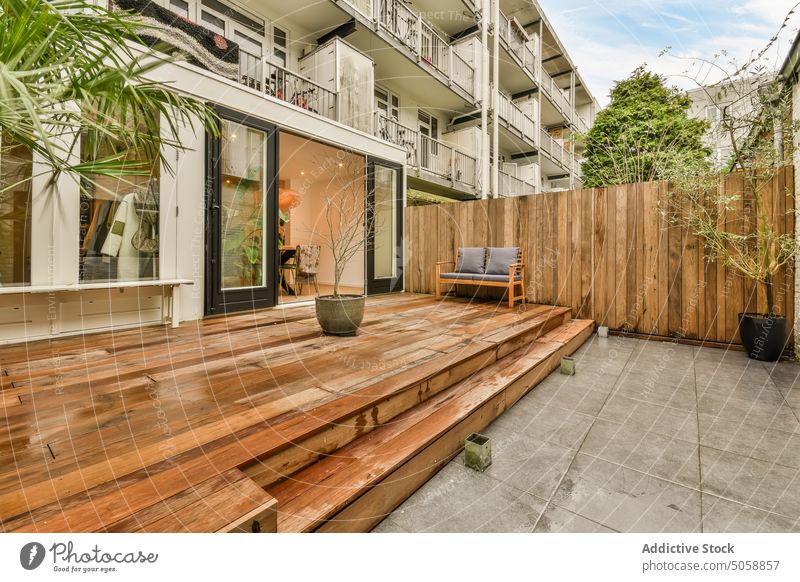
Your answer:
[315,295,366,336]
[739,313,787,361]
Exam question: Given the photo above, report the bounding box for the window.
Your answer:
[0,136,32,285]
[79,121,161,283]
[375,86,400,120]
[418,110,438,139]
[706,105,720,123]
[167,0,190,19]
[273,25,288,67]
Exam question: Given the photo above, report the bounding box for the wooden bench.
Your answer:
[435,248,525,308]
[0,279,193,328]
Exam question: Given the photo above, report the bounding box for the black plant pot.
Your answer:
[738,313,787,361]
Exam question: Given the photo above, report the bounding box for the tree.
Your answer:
[0,0,217,194]
[581,65,710,187]
[662,27,799,318]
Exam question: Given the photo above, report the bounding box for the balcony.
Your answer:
[499,170,535,197]
[238,51,338,122]
[374,113,479,189]
[497,10,538,81]
[497,93,536,146]
[340,0,477,100]
[540,69,571,120]
[539,128,571,170]
[573,114,590,136]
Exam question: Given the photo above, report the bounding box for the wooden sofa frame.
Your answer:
[435,248,526,308]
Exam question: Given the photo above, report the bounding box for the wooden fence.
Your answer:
[404,167,795,345]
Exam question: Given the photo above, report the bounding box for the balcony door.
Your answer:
[418,110,438,170]
[366,157,403,295]
[205,106,278,315]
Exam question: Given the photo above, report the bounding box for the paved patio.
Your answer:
[374,335,800,533]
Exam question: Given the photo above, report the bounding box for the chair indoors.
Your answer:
[294,244,321,296]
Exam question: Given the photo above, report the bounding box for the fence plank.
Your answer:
[404,169,794,346]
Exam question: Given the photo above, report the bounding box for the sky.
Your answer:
[538,0,800,106]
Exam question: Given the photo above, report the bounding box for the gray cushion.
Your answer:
[440,273,521,282]
[485,247,520,275]
[472,273,522,282]
[456,247,486,274]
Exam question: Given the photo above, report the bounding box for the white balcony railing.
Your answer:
[497,10,537,80]
[539,128,571,169]
[371,0,476,99]
[573,114,590,136]
[420,20,449,76]
[374,113,479,188]
[239,51,338,122]
[499,170,536,197]
[379,0,418,51]
[540,69,571,119]
[452,50,475,95]
[497,93,536,145]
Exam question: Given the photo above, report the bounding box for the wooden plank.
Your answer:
[310,320,595,533]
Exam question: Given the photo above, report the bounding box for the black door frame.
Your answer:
[366,156,404,295]
[204,105,279,316]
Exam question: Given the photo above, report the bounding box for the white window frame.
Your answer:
[270,24,289,68]
[375,85,400,121]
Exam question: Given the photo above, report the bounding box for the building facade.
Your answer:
[0,0,596,343]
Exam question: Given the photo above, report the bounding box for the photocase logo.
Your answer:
[20,542,46,570]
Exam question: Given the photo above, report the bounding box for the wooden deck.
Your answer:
[0,293,592,532]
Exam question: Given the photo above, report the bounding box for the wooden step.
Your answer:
[0,304,570,533]
[4,468,277,533]
[268,318,594,532]
[240,305,571,488]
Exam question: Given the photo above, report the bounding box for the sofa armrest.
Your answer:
[436,261,456,266]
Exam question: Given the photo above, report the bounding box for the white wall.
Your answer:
[0,48,403,343]
[287,173,365,290]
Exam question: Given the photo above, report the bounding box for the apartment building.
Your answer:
[687,76,775,170]
[0,0,596,342]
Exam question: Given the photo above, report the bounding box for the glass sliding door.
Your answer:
[366,157,403,294]
[205,106,277,315]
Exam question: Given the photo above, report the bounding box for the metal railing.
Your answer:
[540,69,571,119]
[451,50,475,95]
[420,20,449,76]
[452,149,478,187]
[497,10,537,79]
[499,170,535,197]
[346,0,373,18]
[238,51,338,122]
[379,0,418,51]
[373,114,479,188]
[539,128,570,169]
[573,114,590,136]
[497,93,537,145]
[375,0,476,100]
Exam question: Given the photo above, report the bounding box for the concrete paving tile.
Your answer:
[371,517,409,533]
[698,414,800,469]
[389,462,547,533]
[702,493,800,533]
[551,454,702,532]
[524,380,611,416]
[700,446,800,518]
[489,401,595,450]
[610,381,697,412]
[599,394,699,441]
[533,503,618,533]
[697,392,800,434]
[580,418,700,488]
[479,435,576,499]
[617,366,695,391]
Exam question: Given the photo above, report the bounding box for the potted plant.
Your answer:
[315,155,375,335]
[663,68,799,361]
